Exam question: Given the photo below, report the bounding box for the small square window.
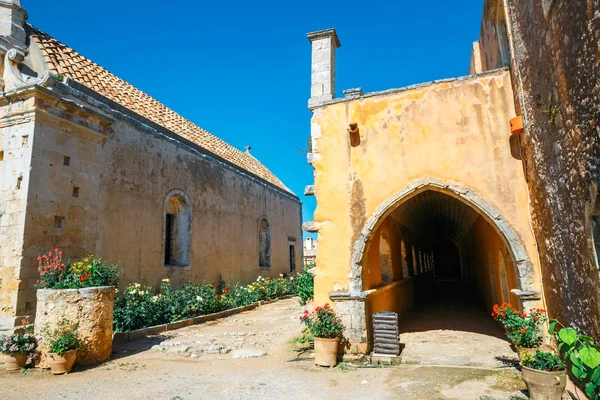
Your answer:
[16,176,22,190]
[54,216,64,228]
[72,186,79,198]
[0,151,4,161]
[63,156,70,166]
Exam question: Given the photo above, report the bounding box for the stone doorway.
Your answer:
[333,180,541,355]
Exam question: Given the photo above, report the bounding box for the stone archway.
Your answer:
[348,178,538,300]
[331,178,541,354]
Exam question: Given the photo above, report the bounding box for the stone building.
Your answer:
[305,0,598,353]
[0,0,302,329]
[303,238,317,267]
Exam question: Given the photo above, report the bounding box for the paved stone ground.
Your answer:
[0,297,552,400]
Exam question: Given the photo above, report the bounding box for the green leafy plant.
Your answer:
[42,318,83,357]
[113,275,297,332]
[522,350,565,372]
[550,320,600,399]
[37,250,120,289]
[492,302,547,349]
[300,304,344,339]
[295,267,314,306]
[0,317,37,358]
[544,95,561,125]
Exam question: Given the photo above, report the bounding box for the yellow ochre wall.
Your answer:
[310,70,541,307]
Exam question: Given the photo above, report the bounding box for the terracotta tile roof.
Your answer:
[27,25,294,195]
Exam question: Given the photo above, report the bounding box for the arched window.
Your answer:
[164,190,191,267]
[258,216,271,269]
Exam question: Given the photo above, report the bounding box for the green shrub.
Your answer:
[295,267,314,306]
[113,275,297,332]
[522,350,565,372]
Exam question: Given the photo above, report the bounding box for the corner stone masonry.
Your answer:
[34,287,115,366]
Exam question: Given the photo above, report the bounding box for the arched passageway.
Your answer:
[345,181,539,361]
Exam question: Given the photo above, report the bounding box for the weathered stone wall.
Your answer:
[35,287,115,366]
[0,94,36,328]
[0,84,302,326]
[505,0,600,334]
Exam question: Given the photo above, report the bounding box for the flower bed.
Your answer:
[113,275,297,332]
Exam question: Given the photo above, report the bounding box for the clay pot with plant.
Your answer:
[42,318,84,375]
[520,350,567,400]
[299,304,344,367]
[0,317,38,371]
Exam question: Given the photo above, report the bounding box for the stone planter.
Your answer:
[314,337,339,367]
[35,286,115,367]
[521,364,567,400]
[4,352,27,371]
[47,350,78,375]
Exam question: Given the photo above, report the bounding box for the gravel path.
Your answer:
[0,297,536,400]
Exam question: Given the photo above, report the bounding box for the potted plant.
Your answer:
[520,350,567,400]
[42,318,83,375]
[0,317,38,371]
[492,303,548,358]
[299,303,344,367]
[35,250,119,365]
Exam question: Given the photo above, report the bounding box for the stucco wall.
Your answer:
[0,87,302,325]
[506,0,600,334]
[310,69,541,307]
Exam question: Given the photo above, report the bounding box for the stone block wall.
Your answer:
[506,0,600,335]
[0,95,36,328]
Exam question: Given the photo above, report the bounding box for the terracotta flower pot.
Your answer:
[521,364,567,400]
[314,337,339,367]
[47,350,78,375]
[4,352,27,371]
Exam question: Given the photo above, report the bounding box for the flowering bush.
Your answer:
[295,267,314,306]
[113,275,297,332]
[300,304,344,339]
[37,250,120,289]
[0,317,37,358]
[492,302,547,349]
[41,317,83,357]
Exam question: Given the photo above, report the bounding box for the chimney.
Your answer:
[307,28,341,110]
[0,0,27,53]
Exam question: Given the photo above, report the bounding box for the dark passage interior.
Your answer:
[364,189,520,341]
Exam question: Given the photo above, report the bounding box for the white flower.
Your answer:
[151,296,159,303]
[279,274,283,277]
[257,276,262,281]
[196,296,203,302]
[162,278,170,283]
[133,283,141,288]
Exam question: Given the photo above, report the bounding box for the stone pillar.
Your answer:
[35,287,115,366]
[307,28,341,109]
[330,291,369,355]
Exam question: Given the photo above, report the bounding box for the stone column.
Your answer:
[330,291,369,355]
[307,28,341,109]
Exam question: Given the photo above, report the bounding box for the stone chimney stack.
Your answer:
[0,0,27,53]
[307,28,341,109]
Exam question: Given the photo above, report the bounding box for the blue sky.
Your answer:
[25,1,484,238]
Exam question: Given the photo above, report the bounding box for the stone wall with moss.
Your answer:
[506,0,600,334]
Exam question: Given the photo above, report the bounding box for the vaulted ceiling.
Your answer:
[389,190,480,247]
